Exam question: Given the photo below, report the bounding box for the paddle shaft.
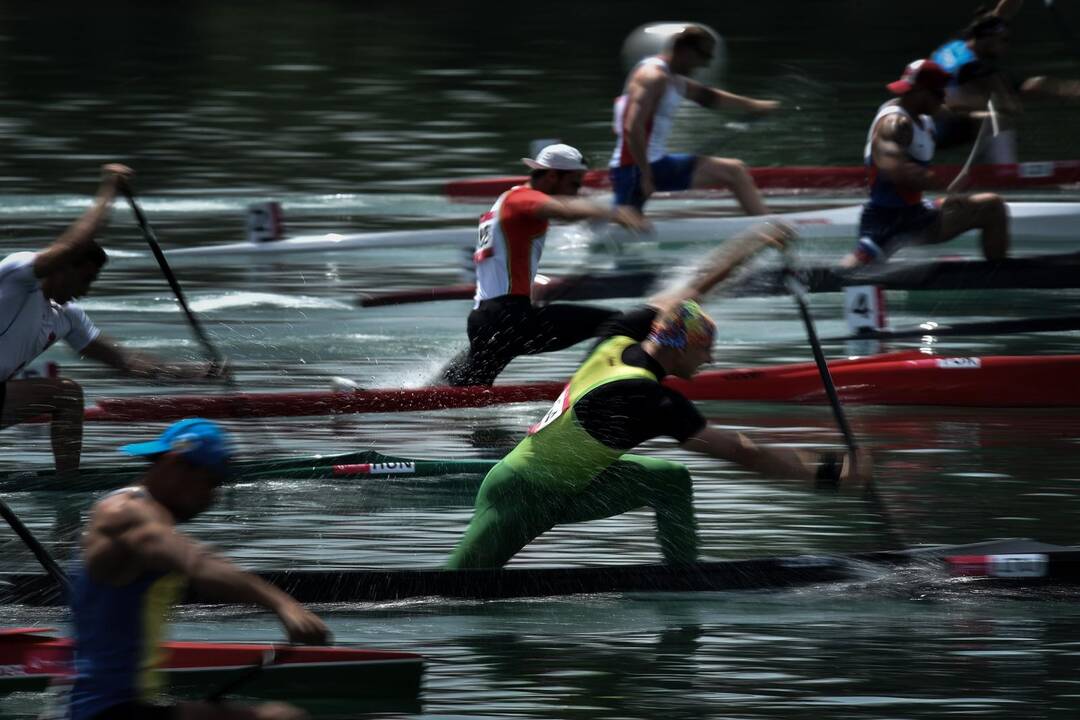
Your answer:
[122,188,222,366]
[946,101,997,194]
[0,500,71,594]
[205,647,280,702]
[783,263,907,549]
[783,273,857,453]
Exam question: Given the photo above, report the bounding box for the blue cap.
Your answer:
[120,418,233,474]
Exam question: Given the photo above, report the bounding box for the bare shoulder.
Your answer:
[88,490,159,539]
[629,62,669,90]
[876,112,913,148]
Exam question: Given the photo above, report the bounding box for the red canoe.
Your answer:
[445,160,1080,198]
[0,627,422,700]
[27,351,1080,425]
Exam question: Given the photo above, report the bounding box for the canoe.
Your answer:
[444,160,1080,198]
[357,250,1080,308]
[0,450,498,493]
[151,202,1080,261]
[3,538,1074,606]
[358,269,659,307]
[22,352,1080,427]
[0,627,422,702]
[728,249,1080,296]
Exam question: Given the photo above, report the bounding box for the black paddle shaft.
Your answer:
[122,188,222,366]
[0,500,71,594]
[783,272,858,453]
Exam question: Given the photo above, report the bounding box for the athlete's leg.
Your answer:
[525,303,620,355]
[564,455,698,565]
[932,193,1009,261]
[442,301,533,386]
[446,463,561,569]
[691,156,769,216]
[1,378,83,473]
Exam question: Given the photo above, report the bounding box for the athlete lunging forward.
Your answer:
[448,223,871,569]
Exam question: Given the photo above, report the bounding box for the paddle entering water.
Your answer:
[121,186,225,370]
[781,249,906,549]
[0,501,70,594]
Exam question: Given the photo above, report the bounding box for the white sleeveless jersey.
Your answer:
[863,102,935,165]
[473,186,548,307]
[610,57,687,167]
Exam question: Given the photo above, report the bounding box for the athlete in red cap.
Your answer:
[841,59,1010,267]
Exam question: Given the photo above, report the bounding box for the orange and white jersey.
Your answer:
[473,185,550,306]
[610,56,687,167]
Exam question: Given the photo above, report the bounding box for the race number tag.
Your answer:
[1017,161,1053,179]
[935,358,981,369]
[474,210,496,263]
[246,202,284,244]
[843,285,886,334]
[947,553,1048,578]
[528,384,571,435]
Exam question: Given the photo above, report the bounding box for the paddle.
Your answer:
[826,314,1080,341]
[946,100,998,194]
[781,253,906,549]
[205,646,281,702]
[0,500,71,595]
[120,186,224,369]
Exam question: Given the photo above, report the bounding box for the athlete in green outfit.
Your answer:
[447,223,871,569]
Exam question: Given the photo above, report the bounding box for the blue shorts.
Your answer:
[854,200,942,263]
[610,154,698,208]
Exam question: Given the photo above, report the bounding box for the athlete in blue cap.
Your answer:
[69,418,328,720]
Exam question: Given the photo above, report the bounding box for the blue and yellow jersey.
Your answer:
[68,561,186,719]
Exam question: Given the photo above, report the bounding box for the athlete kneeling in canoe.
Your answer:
[70,419,328,720]
[447,224,870,569]
[0,165,228,475]
[441,143,651,387]
[841,59,1009,267]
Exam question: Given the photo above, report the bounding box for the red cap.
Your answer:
[887,59,950,96]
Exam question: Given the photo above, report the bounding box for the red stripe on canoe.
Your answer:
[444,161,1080,198]
[41,351,1080,424]
[0,634,420,676]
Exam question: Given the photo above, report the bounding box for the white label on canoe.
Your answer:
[1017,161,1053,178]
[0,664,28,677]
[368,462,415,474]
[988,553,1048,578]
[936,358,981,369]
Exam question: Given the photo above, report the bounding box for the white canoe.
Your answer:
[155,201,1080,261]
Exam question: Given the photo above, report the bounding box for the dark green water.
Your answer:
[2,1,1080,717]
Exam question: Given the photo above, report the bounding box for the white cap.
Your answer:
[521,143,588,171]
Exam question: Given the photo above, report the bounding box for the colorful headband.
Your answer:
[647,300,717,349]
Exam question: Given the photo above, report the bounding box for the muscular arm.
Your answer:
[80,335,225,381]
[871,113,946,192]
[85,495,328,643]
[622,65,667,179]
[993,0,1023,20]
[680,425,871,489]
[684,78,779,114]
[535,197,649,231]
[646,221,793,312]
[33,165,131,279]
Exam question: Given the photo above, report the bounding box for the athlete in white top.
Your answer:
[609,25,779,213]
[840,60,1010,267]
[0,165,229,475]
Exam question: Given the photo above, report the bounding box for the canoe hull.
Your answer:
[0,633,423,701]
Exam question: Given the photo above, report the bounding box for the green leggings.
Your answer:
[446,454,697,569]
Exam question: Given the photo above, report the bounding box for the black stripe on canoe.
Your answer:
[4,538,1078,606]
